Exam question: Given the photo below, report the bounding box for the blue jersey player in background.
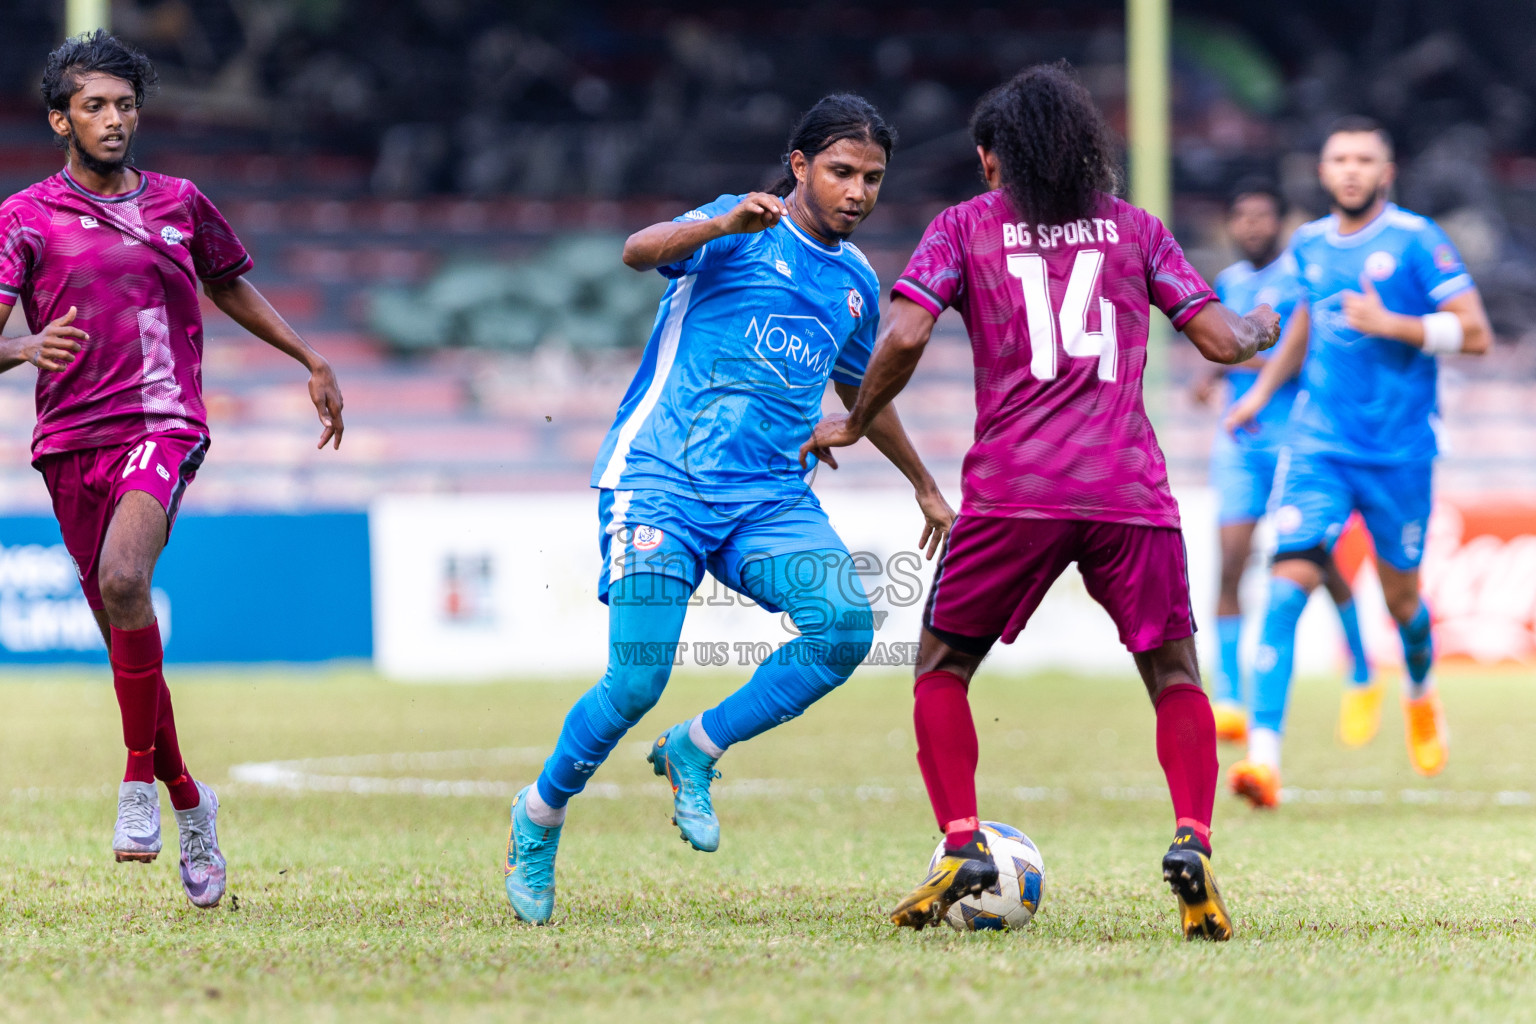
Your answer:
[1226,118,1491,808]
[1195,180,1372,746]
[503,95,955,923]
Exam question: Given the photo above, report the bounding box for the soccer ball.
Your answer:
[929,821,1045,932]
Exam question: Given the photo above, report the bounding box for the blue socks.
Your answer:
[537,684,636,808]
[700,552,873,749]
[700,645,846,748]
[1335,598,1372,685]
[534,547,877,808]
[1398,600,1434,698]
[1252,577,1309,734]
[535,574,691,809]
[1215,614,1243,706]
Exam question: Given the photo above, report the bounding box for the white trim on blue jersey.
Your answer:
[597,276,695,489]
[780,214,844,256]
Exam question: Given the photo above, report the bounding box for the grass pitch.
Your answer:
[1,663,1534,1023]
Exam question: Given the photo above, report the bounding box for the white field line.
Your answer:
[221,747,1536,808]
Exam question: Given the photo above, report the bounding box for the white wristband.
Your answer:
[1421,311,1463,355]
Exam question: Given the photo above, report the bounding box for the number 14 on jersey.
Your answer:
[1007,250,1119,382]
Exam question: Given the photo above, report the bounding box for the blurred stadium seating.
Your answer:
[2,0,1535,511]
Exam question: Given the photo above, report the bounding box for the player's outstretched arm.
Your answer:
[203,276,344,449]
[1224,305,1309,435]
[0,303,86,374]
[1342,279,1492,356]
[1182,301,1280,367]
[622,193,790,272]
[831,381,954,559]
[799,295,937,468]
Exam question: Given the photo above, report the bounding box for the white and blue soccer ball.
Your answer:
[929,821,1045,932]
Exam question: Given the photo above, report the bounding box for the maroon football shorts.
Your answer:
[36,429,208,610]
[923,514,1195,655]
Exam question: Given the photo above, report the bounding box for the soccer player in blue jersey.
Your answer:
[1196,180,1373,745]
[502,95,954,923]
[1226,118,1490,806]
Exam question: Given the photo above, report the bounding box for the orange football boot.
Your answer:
[1228,759,1281,809]
[1403,691,1448,777]
[1213,701,1249,744]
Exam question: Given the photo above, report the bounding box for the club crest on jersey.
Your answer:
[78,216,98,229]
[847,289,864,319]
[632,525,665,551]
[160,226,185,246]
[1364,250,1397,281]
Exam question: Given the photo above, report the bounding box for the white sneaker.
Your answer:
[112,781,162,863]
[175,781,226,908]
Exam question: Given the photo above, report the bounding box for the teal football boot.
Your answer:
[646,722,721,852]
[504,785,561,924]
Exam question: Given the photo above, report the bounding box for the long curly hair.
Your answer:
[969,62,1121,224]
[768,94,896,198]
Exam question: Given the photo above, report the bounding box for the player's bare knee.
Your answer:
[1134,637,1201,701]
[97,564,152,616]
[1272,547,1326,591]
[1384,590,1421,626]
[1218,558,1246,604]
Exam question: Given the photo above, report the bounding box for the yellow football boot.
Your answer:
[1228,759,1281,809]
[890,834,997,930]
[1404,691,1448,777]
[1212,701,1249,744]
[1162,835,1234,942]
[1338,680,1384,748]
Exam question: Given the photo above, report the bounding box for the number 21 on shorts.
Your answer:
[123,440,158,479]
[1007,250,1118,382]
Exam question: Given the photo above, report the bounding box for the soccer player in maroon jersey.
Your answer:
[803,63,1279,940]
[0,33,345,907]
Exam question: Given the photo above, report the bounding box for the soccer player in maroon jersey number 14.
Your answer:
[0,33,345,908]
[802,63,1280,940]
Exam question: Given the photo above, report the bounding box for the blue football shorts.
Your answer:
[594,487,863,613]
[1270,448,1433,571]
[1210,430,1281,527]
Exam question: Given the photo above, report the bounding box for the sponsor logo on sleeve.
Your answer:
[847,288,864,318]
[1433,244,1459,272]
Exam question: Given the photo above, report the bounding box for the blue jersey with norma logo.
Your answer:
[1214,252,1304,448]
[591,193,880,500]
[1288,203,1474,465]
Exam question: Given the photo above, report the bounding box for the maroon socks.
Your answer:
[1154,681,1218,849]
[112,623,160,784]
[110,623,199,810]
[913,670,981,852]
[914,670,1217,854]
